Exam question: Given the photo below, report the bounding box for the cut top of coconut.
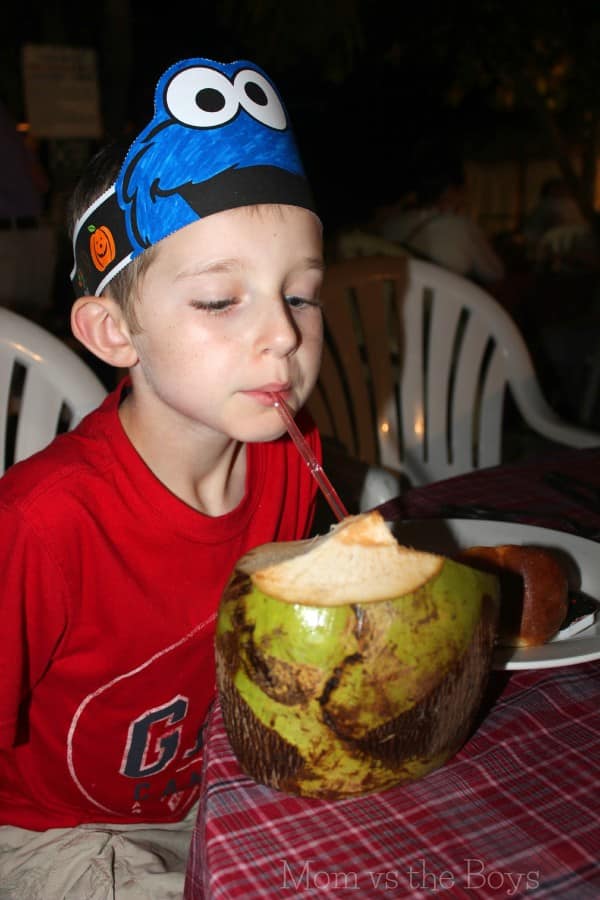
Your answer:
[250,511,443,606]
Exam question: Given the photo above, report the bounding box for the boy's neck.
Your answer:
[117,390,247,517]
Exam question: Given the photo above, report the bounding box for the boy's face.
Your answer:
[126,204,324,443]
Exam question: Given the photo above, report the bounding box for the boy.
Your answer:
[0,56,324,898]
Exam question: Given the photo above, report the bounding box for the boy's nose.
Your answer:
[257,299,299,358]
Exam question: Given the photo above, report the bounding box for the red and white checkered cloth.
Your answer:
[185,447,600,899]
[185,665,600,899]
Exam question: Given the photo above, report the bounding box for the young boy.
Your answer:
[0,56,324,898]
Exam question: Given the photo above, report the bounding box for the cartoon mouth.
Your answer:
[160,165,316,220]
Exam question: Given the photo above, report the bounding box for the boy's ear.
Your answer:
[71,296,138,369]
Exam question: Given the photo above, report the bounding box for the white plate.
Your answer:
[391,519,600,670]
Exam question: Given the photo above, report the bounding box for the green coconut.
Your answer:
[216,511,499,799]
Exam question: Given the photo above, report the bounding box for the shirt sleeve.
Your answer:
[465,218,505,283]
[0,504,68,747]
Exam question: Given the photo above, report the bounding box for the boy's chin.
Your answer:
[231,422,289,444]
[225,402,295,444]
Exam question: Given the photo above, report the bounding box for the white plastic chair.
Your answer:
[0,307,107,474]
[307,256,600,503]
[537,223,593,261]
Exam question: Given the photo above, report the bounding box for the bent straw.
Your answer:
[271,392,349,522]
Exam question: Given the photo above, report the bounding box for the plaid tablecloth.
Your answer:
[185,446,600,899]
[376,445,600,536]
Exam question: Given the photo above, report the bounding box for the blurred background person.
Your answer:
[522,176,598,273]
[0,99,56,315]
[522,177,583,244]
[372,154,505,287]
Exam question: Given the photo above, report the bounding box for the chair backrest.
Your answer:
[307,256,599,486]
[0,307,107,474]
[537,223,592,259]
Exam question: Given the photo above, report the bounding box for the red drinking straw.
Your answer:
[271,393,349,522]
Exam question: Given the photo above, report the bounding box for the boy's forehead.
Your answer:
[151,203,323,268]
[71,57,318,299]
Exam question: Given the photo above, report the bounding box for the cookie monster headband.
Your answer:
[71,57,317,297]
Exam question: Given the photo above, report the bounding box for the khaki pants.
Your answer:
[0,803,197,900]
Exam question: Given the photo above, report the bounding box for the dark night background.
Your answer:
[4,0,600,231]
[2,0,600,426]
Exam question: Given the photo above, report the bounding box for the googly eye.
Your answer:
[164,66,239,128]
[234,68,287,131]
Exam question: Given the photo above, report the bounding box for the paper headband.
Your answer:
[71,57,317,297]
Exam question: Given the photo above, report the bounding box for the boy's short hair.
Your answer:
[68,140,154,331]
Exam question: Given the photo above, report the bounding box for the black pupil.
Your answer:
[196,88,225,113]
[244,82,268,106]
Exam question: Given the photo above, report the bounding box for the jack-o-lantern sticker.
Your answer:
[88,224,116,272]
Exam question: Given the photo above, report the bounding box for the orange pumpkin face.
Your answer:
[88,225,116,272]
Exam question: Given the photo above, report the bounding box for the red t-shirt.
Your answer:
[0,380,320,829]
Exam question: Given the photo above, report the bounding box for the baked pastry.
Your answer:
[457,544,569,647]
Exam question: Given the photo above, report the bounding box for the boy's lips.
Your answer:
[241,384,292,407]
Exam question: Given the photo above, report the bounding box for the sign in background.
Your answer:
[22,44,102,139]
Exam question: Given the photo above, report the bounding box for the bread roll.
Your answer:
[457,545,568,647]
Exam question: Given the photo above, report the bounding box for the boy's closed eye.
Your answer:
[190,298,238,314]
[285,295,322,310]
[189,296,322,314]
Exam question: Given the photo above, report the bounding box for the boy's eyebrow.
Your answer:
[176,260,241,280]
[176,257,325,280]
